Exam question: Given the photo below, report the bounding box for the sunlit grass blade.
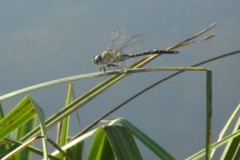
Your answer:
[2,136,69,160]
[0,96,37,141]
[51,128,97,156]
[2,136,45,160]
[0,72,107,101]
[31,99,48,160]
[211,103,240,158]
[3,137,60,160]
[187,102,240,160]
[107,118,175,160]
[57,83,73,160]
[186,130,240,160]
[0,102,11,156]
[221,117,240,160]
[57,83,84,160]
[0,96,48,160]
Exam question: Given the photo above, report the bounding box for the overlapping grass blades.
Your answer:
[1,23,239,159]
[220,104,240,160]
[186,103,240,160]
[109,118,176,160]
[87,126,143,160]
[51,117,174,160]
[56,83,73,159]
[56,83,84,160]
[0,96,48,160]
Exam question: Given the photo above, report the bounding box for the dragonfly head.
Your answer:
[92,54,102,65]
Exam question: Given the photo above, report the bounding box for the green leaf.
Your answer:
[87,126,142,160]
[0,96,37,141]
[57,83,75,160]
[14,118,36,160]
[0,96,48,160]
[110,118,175,160]
[104,126,143,160]
[87,127,114,160]
[66,141,84,160]
[0,102,4,119]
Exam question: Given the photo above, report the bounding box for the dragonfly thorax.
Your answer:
[93,50,122,66]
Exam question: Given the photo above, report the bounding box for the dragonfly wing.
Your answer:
[118,34,144,54]
[108,27,126,50]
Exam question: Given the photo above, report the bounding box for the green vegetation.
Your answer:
[0,23,239,160]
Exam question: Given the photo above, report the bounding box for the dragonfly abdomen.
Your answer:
[124,49,179,59]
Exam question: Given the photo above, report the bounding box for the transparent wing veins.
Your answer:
[108,27,126,50]
[118,34,144,54]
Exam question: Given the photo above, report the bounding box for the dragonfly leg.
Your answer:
[107,64,116,68]
[103,67,106,73]
[107,64,125,73]
[99,66,107,73]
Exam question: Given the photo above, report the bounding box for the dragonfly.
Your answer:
[93,27,179,72]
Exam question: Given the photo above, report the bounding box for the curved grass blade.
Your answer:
[108,118,175,160]
[87,126,142,160]
[51,128,97,156]
[30,97,48,160]
[87,127,114,160]
[0,72,108,101]
[103,126,143,160]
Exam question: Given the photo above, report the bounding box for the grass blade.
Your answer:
[87,127,114,160]
[104,126,143,160]
[87,126,142,160]
[57,83,73,159]
[211,104,240,158]
[186,130,240,160]
[14,118,36,160]
[0,96,49,160]
[221,117,240,160]
[0,96,37,141]
[108,118,175,160]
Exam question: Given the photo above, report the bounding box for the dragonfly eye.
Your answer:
[93,55,101,64]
